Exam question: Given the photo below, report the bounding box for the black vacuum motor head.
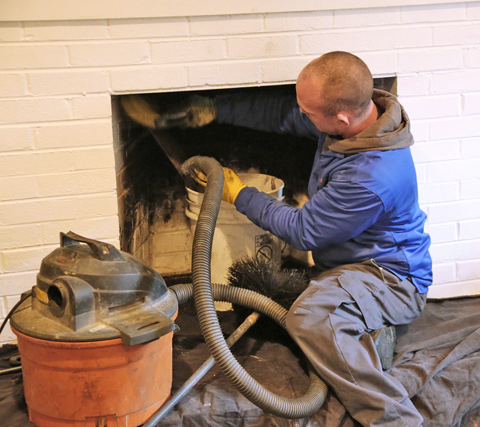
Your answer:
[11,232,178,345]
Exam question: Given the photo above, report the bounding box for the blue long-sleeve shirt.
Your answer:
[216,90,432,293]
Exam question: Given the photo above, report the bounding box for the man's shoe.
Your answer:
[370,325,396,371]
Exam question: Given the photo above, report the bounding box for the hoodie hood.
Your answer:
[323,89,414,154]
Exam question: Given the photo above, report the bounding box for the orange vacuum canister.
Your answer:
[11,232,179,427]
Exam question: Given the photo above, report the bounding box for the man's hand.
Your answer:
[121,94,217,129]
[222,168,247,204]
[191,167,247,204]
[169,95,217,128]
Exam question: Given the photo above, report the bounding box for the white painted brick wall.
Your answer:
[264,11,333,31]
[191,14,263,35]
[69,41,151,67]
[110,65,188,92]
[24,20,108,40]
[462,179,480,199]
[189,61,261,87]
[1,3,480,343]
[0,45,69,69]
[228,35,298,59]
[152,38,227,64]
[28,70,110,95]
[0,97,71,124]
[109,18,189,38]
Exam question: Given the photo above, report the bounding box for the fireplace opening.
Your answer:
[111,77,396,283]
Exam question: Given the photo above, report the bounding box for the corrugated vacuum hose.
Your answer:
[178,156,327,419]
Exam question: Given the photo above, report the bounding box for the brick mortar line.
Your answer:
[1,18,480,48]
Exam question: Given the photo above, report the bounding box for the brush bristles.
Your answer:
[227,257,308,309]
[120,95,159,129]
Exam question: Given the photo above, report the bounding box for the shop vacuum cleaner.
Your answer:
[7,156,327,426]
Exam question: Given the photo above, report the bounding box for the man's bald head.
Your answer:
[298,52,373,119]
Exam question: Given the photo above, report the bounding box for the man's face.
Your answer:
[296,77,343,136]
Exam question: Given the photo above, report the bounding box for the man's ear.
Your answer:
[337,112,350,126]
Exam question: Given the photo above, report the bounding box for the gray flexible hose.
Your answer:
[181,156,327,419]
[144,311,260,427]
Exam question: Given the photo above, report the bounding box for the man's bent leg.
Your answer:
[285,263,426,427]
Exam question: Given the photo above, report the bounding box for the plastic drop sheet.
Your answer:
[1,298,480,427]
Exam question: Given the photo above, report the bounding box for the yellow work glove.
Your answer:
[192,167,247,204]
[222,168,247,204]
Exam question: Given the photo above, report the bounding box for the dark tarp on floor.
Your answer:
[1,297,480,427]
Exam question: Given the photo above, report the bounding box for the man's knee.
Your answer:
[285,304,301,337]
[286,284,343,337]
[285,303,331,340]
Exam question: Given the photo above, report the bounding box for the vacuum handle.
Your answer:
[61,231,125,261]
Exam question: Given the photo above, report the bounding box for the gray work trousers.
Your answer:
[285,260,427,427]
